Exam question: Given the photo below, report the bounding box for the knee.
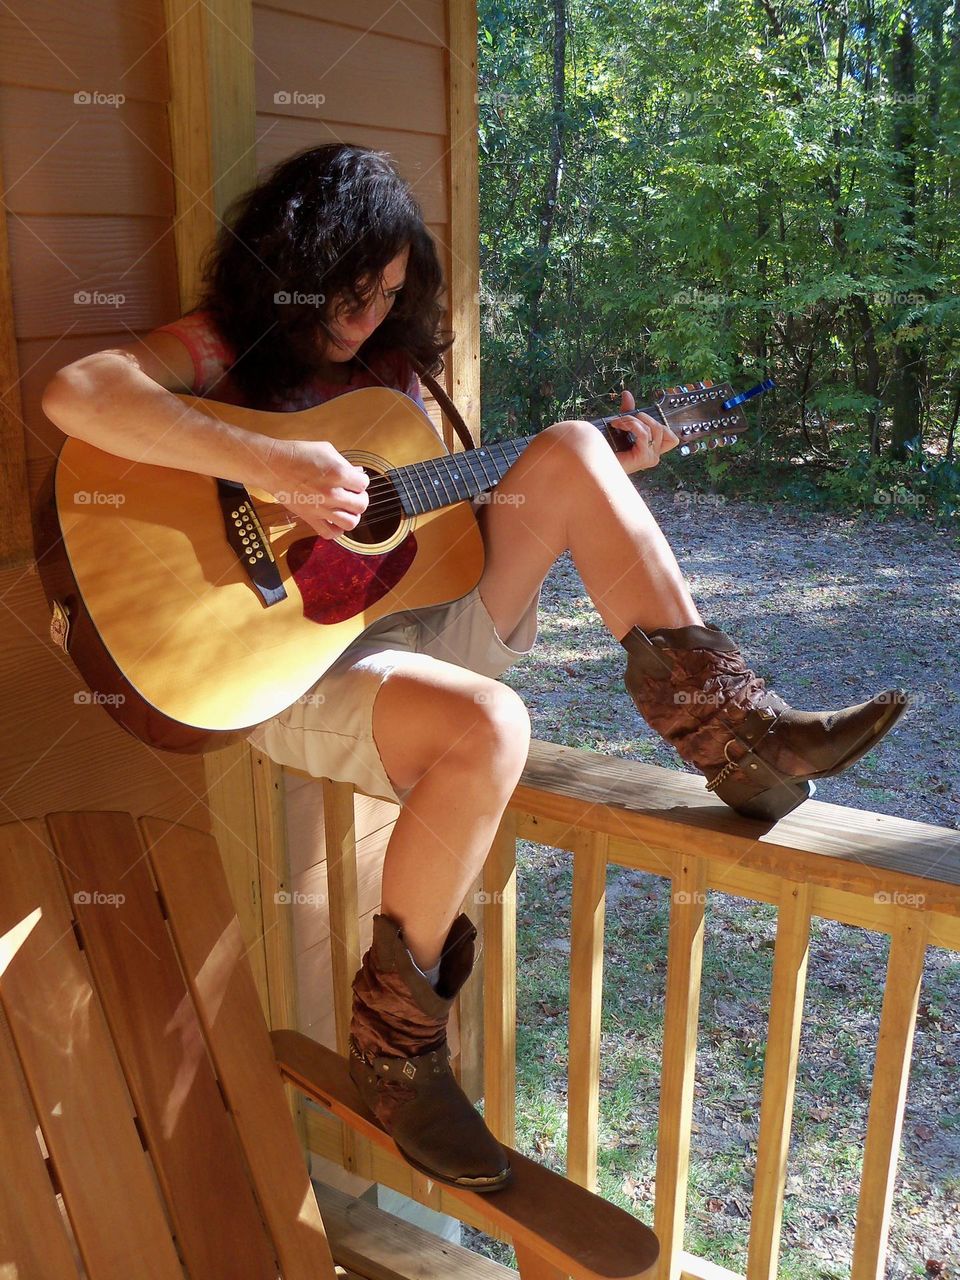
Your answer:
[462,681,531,779]
[377,673,530,792]
[536,418,609,473]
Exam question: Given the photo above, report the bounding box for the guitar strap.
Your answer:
[416,367,477,452]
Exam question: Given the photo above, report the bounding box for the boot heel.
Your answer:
[712,776,814,822]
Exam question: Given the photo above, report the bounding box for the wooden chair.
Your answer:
[0,810,660,1280]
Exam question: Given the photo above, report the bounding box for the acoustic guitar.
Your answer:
[34,379,770,752]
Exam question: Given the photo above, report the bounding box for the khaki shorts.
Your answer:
[245,585,539,803]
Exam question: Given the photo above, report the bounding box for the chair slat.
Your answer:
[46,810,281,1280]
[0,818,183,1280]
[0,1010,81,1279]
[142,815,337,1280]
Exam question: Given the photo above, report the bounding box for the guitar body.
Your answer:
[35,388,484,752]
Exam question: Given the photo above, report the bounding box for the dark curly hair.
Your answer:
[193,143,450,408]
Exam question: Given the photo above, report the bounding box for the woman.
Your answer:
[41,143,907,1193]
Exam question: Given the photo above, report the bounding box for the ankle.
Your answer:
[407,947,441,989]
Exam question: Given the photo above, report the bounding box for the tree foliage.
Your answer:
[477,0,960,518]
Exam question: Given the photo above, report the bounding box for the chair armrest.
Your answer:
[272,1029,659,1280]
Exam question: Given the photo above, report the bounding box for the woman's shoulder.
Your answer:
[153,309,240,400]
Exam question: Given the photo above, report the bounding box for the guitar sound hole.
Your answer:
[348,470,403,546]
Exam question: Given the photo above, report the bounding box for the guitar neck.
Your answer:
[390,404,660,517]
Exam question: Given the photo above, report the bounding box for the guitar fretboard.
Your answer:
[390,406,660,517]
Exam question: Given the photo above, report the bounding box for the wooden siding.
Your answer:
[0,0,208,824]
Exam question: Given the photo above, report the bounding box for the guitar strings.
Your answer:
[256,401,737,526]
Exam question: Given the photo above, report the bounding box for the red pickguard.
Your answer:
[287,532,417,624]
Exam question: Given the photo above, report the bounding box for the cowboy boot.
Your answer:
[348,912,511,1192]
[622,622,909,822]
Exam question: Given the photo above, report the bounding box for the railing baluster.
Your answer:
[747,880,813,1280]
[851,905,930,1279]
[483,808,518,1148]
[322,778,372,1182]
[655,853,707,1280]
[567,830,608,1191]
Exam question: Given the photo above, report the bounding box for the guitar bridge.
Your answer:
[216,478,287,607]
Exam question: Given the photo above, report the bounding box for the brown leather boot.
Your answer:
[348,912,511,1192]
[622,623,908,821]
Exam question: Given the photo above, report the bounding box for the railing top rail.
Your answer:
[512,741,960,910]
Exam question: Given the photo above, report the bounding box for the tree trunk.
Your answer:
[888,10,925,459]
[852,296,883,455]
[524,0,566,431]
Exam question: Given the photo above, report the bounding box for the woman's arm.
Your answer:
[41,334,369,538]
[41,334,278,490]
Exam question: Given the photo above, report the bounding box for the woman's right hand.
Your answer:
[258,438,370,539]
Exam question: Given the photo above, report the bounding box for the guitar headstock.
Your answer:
[594,378,773,457]
[652,380,748,455]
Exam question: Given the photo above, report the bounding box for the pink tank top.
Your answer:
[154,309,426,413]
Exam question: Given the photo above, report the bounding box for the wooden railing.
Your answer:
[306,740,959,1277]
[483,741,959,1280]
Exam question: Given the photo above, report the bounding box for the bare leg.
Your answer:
[371,654,530,969]
[476,419,702,644]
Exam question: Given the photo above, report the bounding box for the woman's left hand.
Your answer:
[613,389,679,474]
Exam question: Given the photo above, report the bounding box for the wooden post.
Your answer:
[483,809,518,1147]
[445,0,481,446]
[747,880,812,1279]
[655,853,707,1280]
[161,0,277,1017]
[0,145,32,572]
[567,830,607,1190]
[321,777,373,1182]
[251,750,307,1151]
[851,905,930,1279]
